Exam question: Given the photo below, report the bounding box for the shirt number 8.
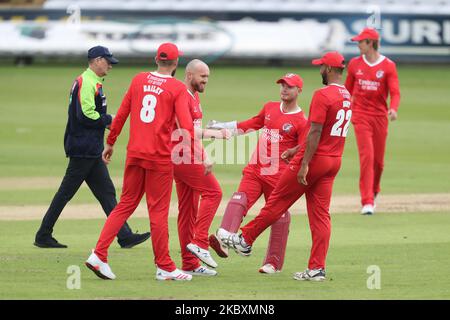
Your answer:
[140,94,157,123]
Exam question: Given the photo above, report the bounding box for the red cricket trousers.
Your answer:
[241,155,341,270]
[174,164,222,271]
[352,113,388,206]
[95,158,177,272]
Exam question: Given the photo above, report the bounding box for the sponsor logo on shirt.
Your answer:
[339,88,351,100]
[147,74,167,86]
[265,114,271,121]
[356,69,363,76]
[261,127,283,142]
[358,79,380,91]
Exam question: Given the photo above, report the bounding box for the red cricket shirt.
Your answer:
[238,101,308,171]
[172,89,205,164]
[345,55,400,116]
[107,71,194,164]
[296,84,352,160]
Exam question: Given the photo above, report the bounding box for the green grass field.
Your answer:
[0,64,450,299]
[1,212,450,299]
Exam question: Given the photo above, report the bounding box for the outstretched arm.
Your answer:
[207,105,266,136]
[196,127,233,140]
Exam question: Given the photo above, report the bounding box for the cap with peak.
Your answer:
[312,51,345,68]
[276,73,303,89]
[351,27,380,41]
[156,43,183,60]
[87,46,118,64]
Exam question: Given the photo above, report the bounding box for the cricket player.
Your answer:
[346,27,401,215]
[217,52,351,282]
[85,43,196,281]
[207,73,307,274]
[173,59,231,276]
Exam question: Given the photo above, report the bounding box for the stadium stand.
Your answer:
[42,0,450,14]
[0,0,45,6]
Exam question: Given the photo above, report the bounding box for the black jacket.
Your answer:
[64,68,112,158]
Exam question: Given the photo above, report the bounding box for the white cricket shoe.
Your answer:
[258,264,279,274]
[186,243,218,268]
[293,269,326,282]
[85,251,116,280]
[220,233,252,257]
[209,228,230,258]
[183,266,217,277]
[361,204,375,215]
[155,267,192,281]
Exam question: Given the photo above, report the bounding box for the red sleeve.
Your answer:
[297,116,308,145]
[174,88,206,162]
[387,62,401,112]
[309,91,328,124]
[237,105,266,131]
[174,88,194,135]
[106,81,132,146]
[344,60,355,95]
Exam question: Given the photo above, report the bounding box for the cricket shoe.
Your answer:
[85,251,116,280]
[118,231,151,248]
[258,264,280,274]
[361,204,375,215]
[183,266,217,277]
[220,233,252,257]
[186,243,218,268]
[293,268,326,282]
[34,236,67,248]
[156,267,192,281]
[208,228,230,258]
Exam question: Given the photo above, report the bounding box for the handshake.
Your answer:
[204,120,237,140]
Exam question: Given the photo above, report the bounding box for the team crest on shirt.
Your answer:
[376,70,384,79]
[282,123,293,133]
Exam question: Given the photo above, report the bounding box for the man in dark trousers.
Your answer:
[34,46,150,248]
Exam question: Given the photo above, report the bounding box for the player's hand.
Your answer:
[106,114,115,130]
[220,128,233,140]
[297,163,308,185]
[203,159,214,175]
[102,144,114,165]
[281,148,295,164]
[388,109,398,121]
[207,120,224,129]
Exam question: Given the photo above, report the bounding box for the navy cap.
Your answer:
[87,46,119,64]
